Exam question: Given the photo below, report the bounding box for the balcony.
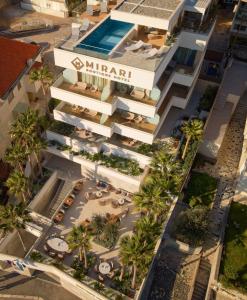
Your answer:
[54,102,113,138]
[51,76,116,115]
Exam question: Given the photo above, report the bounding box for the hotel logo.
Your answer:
[71,57,84,70]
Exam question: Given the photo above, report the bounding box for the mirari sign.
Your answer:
[71,57,132,83]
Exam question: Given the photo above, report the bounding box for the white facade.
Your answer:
[20,0,69,18]
[50,0,215,158]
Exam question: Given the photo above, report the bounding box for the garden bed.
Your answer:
[183,172,217,207]
[220,202,247,295]
[48,140,143,176]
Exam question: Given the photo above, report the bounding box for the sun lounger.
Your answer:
[125,40,145,51]
[157,46,170,57]
[80,19,90,32]
[142,48,158,58]
[100,0,108,13]
[71,23,81,40]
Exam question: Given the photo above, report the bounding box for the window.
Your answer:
[17,82,21,90]
[77,71,82,82]
[7,92,14,103]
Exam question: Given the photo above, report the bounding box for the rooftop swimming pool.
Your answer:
[75,18,133,57]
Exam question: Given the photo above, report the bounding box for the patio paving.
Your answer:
[37,178,139,266]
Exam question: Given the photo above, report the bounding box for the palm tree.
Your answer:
[6,170,30,203]
[119,234,154,289]
[133,183,169,221]
[67,225,91,269]
[10,109,39,144]
[30,137,47,176]
[151,150,181,181]
[135,216,161,239]
[9,109,45,177]
[0,203,32,252]
[29,65,53,96]
[4,144,28,174]
[181,119,204,160]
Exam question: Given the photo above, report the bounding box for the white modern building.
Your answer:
[47,0,215,179]
[20,0,69,17]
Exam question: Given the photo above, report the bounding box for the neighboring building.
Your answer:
[231,0,247,38]
[0,37,42,159]
[20,0,69,18]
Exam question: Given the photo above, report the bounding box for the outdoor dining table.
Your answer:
[46,237,69,253]
[98,261,111,275]
[95,191,103,198]
[118,198,125,205]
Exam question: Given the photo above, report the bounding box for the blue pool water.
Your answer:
[75,18,133,56]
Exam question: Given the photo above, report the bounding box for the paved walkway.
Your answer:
[200,60,247,160]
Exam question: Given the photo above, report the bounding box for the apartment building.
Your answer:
[0,37,42,159]
[20,0,69,17]
[231,0,247,38]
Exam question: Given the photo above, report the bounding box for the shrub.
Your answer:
[48,98,61,113]
[198,86,218,112]
[184,172,217,207]
[175,206,209,247]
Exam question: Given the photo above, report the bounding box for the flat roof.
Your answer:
[185,0,211,9]
[116,0,182,20]
[0,37,41,99]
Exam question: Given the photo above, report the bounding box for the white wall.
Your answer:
[0,253,109,300]
[53,107,113,138]
[46,146,144,193]
[51,84,116,115]
[54,48,155,90]
[28,171,58,214]
[113,123,154,144]
[20,0,68,17]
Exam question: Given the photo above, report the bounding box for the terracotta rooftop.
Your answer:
[0,37,41,99]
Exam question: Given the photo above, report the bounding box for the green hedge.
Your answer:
[220,202,247,294]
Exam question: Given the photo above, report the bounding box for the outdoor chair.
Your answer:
[98,199,107,206]
[77,82,88,90]
[58,253,64,260]
[107,271,115,279]
[90,85,98,93]
[130,87,145,100]
[111,200,119,208]
[49,251,56,257]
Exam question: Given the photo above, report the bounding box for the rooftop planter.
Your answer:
[48,140,143,177]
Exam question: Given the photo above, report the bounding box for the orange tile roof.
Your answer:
[0,37,41,98]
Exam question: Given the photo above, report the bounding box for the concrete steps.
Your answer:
[191,259,211,300]
[48,179,74,219]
